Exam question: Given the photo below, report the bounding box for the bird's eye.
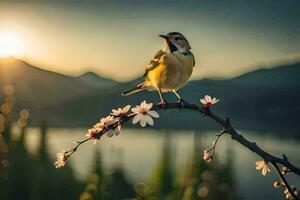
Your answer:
[174,37,182,41]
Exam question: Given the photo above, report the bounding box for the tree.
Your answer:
[150,134,174,200]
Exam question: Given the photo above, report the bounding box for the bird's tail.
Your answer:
[121,82,146,96]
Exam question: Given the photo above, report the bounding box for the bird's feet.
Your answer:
[158,99,168,109]
[177,98,190,108]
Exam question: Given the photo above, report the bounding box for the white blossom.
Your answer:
[284,187,292,199]
[107,124,121,137]
[87,115,119,141]
[284,185,299,199]
[54,150,67,168]
[111,105,131,116]
[255,160,271,176]
[99,115,115,127]
[131,101,159,127]
[99,116,121,137]
[273,181,281,189]
[200,95,219,107]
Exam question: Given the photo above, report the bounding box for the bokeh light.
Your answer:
[19,109,30,120]
[3,85,15,96]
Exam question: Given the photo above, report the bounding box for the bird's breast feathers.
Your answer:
[147,51,195,91]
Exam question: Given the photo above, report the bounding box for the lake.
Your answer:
[18,127,300,200]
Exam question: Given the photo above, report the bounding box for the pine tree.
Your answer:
[32,120,82,200]
[178,133,208,200]
[79,148,108,200]
[109,166,135,200]
[108,148,135,200]
[3,123,37,200]
[150,134,174,200]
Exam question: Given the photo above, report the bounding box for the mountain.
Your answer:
[0,57,114,110]
[50,62,300,133]
[225,64,300,87]
[76,72,119,89]
[1,57,299,133]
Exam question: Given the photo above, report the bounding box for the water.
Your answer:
[20,127,300,200]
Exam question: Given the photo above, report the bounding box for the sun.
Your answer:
[0,31,23,58]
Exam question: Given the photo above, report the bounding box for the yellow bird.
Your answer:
[122,32,195,105]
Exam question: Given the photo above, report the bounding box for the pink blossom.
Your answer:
[200,95,219,107]
[203,150,212,163]
[54,150,67,168]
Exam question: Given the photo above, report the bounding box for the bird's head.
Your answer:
[159,32,191,53]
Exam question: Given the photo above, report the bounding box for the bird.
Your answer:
[122,32,195,105]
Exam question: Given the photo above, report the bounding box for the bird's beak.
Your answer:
[159,34,168,40]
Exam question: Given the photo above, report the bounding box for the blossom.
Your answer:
[200,95,219,107]
[284,187,292,199]
[86,128,102,144]
[98,115,115,127]
[284,186,299,199]
[273,181,281,189]
[255,160,270,176]
[54,150,67,168]
[111,105,131,116]
[99,116,122,137]
[295,190,300,199]
[282,166,290,175]
[106,123,121,137]
[203,150,212,163]
[86,122,104,143]
[131,101,159,127]
[88,115,122,139]
[87,129,97,139]
[86,115,119,141]
[91,115,116,130]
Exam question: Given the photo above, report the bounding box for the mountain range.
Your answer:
[0,57,119,108]
[76,71,119,89]
[0,57,299,134]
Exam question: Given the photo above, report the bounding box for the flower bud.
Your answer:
[273,181,281,189]
[282,166,290,175]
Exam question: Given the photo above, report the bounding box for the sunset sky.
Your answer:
[0,0,299,81]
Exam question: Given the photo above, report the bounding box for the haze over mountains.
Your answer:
[0,57,299,133]
[0,57,96,108]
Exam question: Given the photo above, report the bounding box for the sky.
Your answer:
[0,0,300,81]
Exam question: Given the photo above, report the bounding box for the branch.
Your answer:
[54,100,300,199]
[272,161,298,200]
[153,102,300,199]
[150,102,300,176]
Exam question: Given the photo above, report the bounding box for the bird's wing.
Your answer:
[143,50,166,77]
